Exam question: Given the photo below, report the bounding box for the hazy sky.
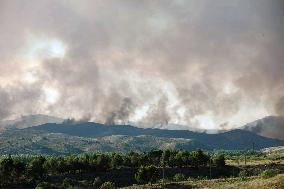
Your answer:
[0,0,283,130]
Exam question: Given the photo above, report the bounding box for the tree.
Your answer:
[97,154,111,171]
[161,149,171,166]
[111,153,123,169]
[11,159,25,183]
[190,149,209,168]
[27,156,47,181]
[175,150,190,167]
[0,156,14,186]
[147,149,163,165]
[168,154,177,167]
[129,152,140,168]
[174,173,186,181]
[122,155,131,167]
[62,178,75,188]
[214,154,225,167]
[135,165,159,184]
[43,157,59,175]
[66,156,82,173]
[0,156,25,186]
[93,177,103,188]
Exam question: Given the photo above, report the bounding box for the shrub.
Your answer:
[187,177,195,181]
[100,181,116,189]
[158,178,170,184]
[62,178,75,188]
[135,165,159,184]
[239,170,247,181]
[213,154,226,167]
[27,156,47,181]
[173,173,186,181]
[93,177,103,188]
[35,182,52,189]
[260,169,278,179]
[196,176,207,180]
[79,180,90,186]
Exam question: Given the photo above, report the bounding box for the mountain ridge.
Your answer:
[1,120,284,155]
[29,121,284,150]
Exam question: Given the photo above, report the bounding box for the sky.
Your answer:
[0,0,284,130]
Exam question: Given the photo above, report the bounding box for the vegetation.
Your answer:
[0,149,228,188]
[100,181,116,189]
[239,170,248,181]
[0,148,283,188]
[0,129,203,155]
[121,174,284,189]
[260,169,278,179]
[135,165,159,184]
[93,177,103,188]
[1,122,284,156]
[173,173,186,181]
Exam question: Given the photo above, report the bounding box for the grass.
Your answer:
[199,174,284,189]
[121,174,284,189]
[120,156,284,188]
[226,157,284,166]
[260,169,278,179]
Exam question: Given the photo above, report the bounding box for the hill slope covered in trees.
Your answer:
[0,121,283,155]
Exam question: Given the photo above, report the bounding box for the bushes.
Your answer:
[0,156,25,186]
[62,177,104,188]
[213,154,226,167]
[173,173,186,181]
[135,165,159,184]
[62,178,72,188]
[93,177,103,188]
[259,169,278,179]
[100,182,116,189]
[97,154,111,171]
[239,170,247,181]
[27,156,47,181]
[35,182,53,189]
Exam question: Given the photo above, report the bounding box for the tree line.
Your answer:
[0,149,225,188]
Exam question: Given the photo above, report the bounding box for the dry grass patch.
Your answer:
[121,174,284,189]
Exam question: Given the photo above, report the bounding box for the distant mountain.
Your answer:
[0,114,63,130]
[1,116,284,155]
[131,122,221,134]
[0,129,206,155]
[29,122,284,150]
[241,116,284,140]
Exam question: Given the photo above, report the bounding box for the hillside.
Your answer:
[1,119,284,155]
[0,122,275,151]
[33,122,284,149]
[0,129,206,155]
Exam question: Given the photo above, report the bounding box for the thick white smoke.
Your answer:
[0,0,283,131]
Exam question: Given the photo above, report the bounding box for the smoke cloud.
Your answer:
[0,0,284,132]
[275,96,284,116]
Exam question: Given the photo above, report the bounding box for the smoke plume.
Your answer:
[0,0,284,135]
